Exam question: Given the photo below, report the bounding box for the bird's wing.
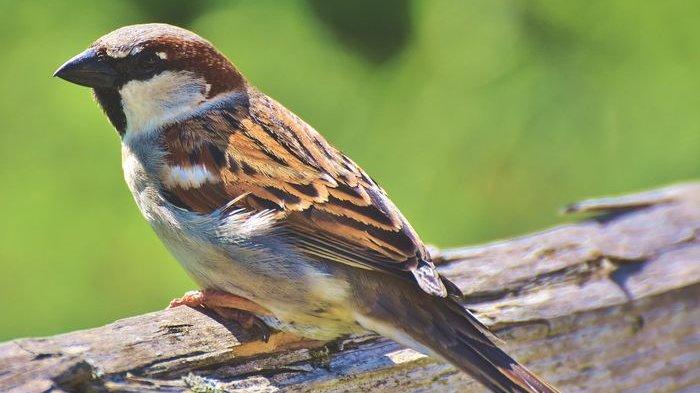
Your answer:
[159,89,449,297]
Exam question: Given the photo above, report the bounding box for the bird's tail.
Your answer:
[362,280,559,393]
[427,297,558,393]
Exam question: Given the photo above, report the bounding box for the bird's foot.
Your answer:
[168,289,273,342]
[168,289,272,314]
[167,290,207,309]
[211,306,272,342]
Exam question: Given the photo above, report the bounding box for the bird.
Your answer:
[54,23,559,393]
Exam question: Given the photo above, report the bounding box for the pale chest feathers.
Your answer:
[118,104,358,339]
[121,138,166,222]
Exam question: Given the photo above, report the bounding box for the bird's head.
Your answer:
[54,23,245,135]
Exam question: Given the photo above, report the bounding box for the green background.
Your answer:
[1,0,697,341]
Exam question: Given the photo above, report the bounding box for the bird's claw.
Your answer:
[212,306,272,343]
[168,290,273,342]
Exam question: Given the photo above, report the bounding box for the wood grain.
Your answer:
[1,183,698,392]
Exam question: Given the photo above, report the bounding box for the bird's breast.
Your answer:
[119,132,361,339]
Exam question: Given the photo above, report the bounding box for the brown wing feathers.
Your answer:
[159,89,447,296]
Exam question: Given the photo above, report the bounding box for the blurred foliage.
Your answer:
[0,0,698,341]
[307,0,413,63]
[125,0,221,26]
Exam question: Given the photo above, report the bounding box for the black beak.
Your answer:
[53,48,119,89]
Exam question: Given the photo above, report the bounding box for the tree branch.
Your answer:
[2,183,699,392]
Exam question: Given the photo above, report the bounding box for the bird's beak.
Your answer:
[53,48,119,89]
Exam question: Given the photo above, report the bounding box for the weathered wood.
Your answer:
[1,183,699,393]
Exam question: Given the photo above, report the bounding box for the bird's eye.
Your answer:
[139,53,161,72]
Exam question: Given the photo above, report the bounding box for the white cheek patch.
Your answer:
[163,164,219,189]
[119,70,207,135]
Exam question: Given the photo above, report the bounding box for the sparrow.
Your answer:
[54,23,558,393]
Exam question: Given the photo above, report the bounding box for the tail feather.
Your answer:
[432,297,558,392]
[354,274,558,393]
[451,323,559,393]
[364,282,559,393]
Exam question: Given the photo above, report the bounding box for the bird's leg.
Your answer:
[169,289,272,315]
[168,289,273,341]
[210,306,272,342]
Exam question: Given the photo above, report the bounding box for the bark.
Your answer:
[2,183,699,393]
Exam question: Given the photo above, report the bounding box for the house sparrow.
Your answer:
[54,24,558,393]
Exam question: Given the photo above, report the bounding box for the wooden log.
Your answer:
[1,183,699,392]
